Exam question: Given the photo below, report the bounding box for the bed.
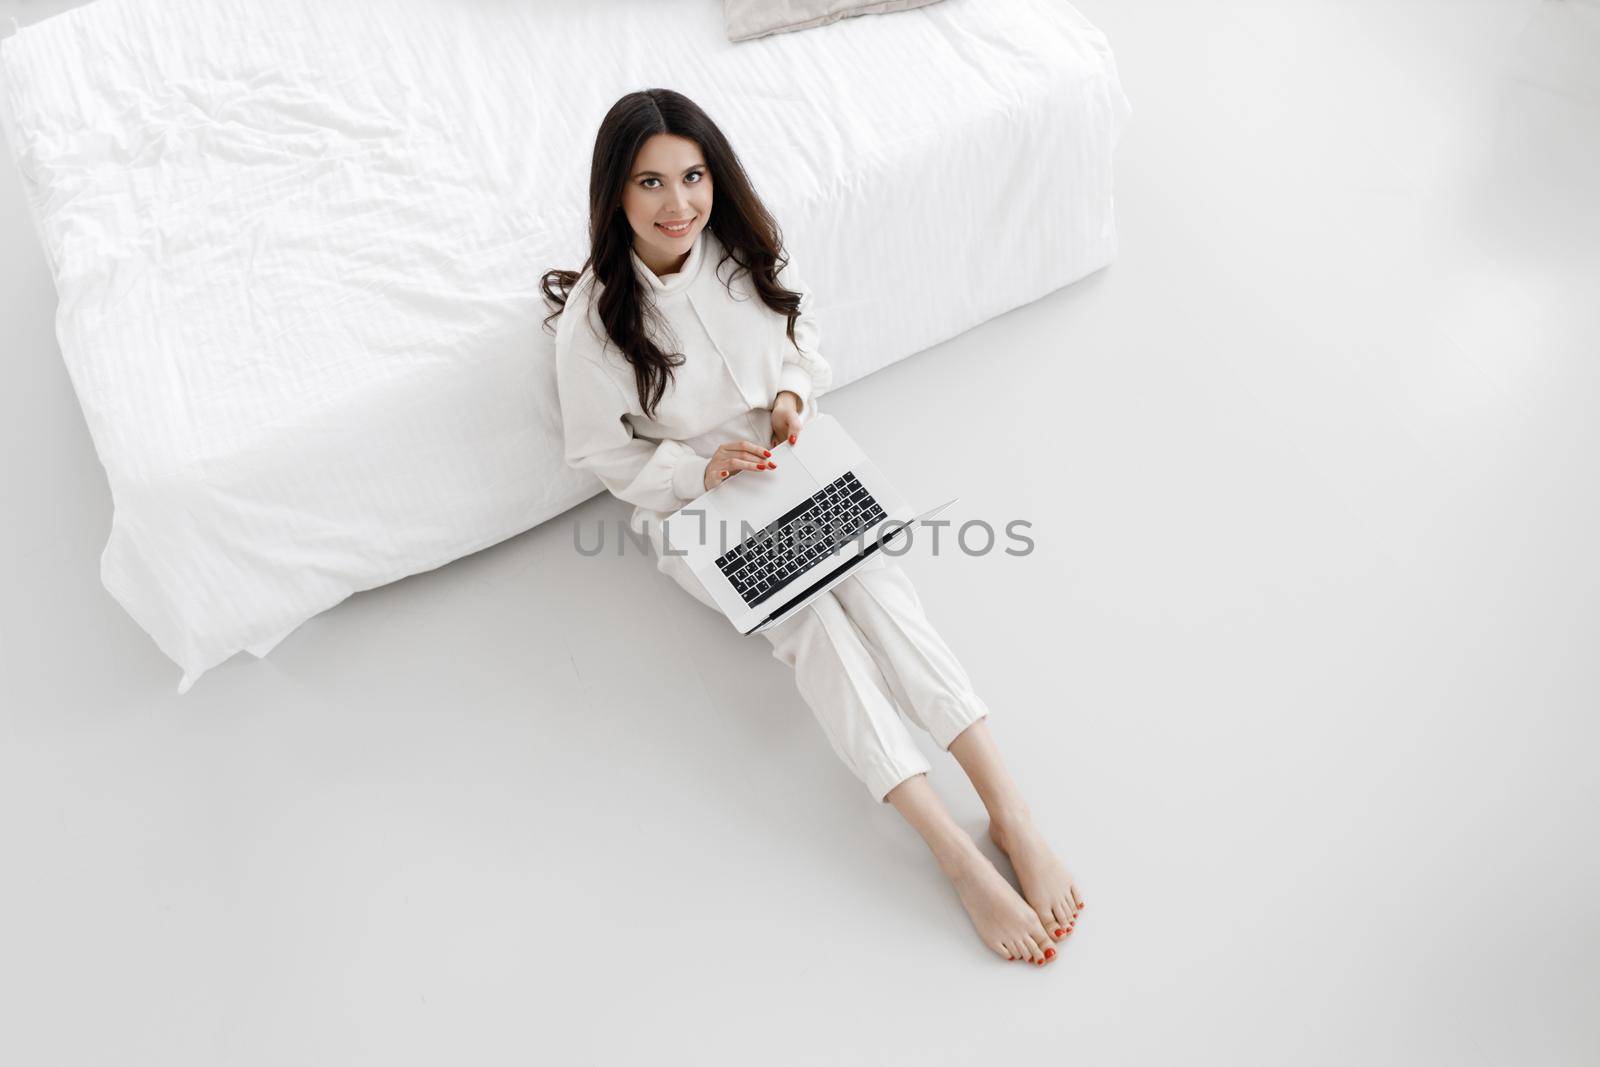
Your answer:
[0,0,1131,694]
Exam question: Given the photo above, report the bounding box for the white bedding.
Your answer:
[0,0,1130,694]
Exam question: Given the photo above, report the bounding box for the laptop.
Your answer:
[660,413,957,635]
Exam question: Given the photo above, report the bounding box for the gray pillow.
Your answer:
[723,0,947,43]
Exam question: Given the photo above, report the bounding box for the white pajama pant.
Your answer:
[638,509,991,804]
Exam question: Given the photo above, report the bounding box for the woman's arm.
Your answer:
[772,253,833,414]
[555,323,708,512]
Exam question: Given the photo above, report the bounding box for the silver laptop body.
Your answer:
[660,413,956,635]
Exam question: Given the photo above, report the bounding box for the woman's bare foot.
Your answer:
[988,814,1084,944]
[883,770,1063,965]
[941,839,1061,964]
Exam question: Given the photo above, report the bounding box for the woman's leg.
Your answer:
[825,555,991,752]
[763,583,1062,965]
[760,590,933,805]
[832,557,1086,941]
[650,531,1074,963]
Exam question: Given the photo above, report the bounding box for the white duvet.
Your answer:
[0,0,1130,694]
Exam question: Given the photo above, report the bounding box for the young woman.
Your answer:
[542,89,1085,966]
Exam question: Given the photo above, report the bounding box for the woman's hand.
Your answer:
[770,391,805,448]
[704,439,775,492]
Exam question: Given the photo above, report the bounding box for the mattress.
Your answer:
[0,0,1130,694]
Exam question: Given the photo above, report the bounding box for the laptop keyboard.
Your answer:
[714,471,888,608]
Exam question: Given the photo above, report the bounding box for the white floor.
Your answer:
[3,1,1597,1063]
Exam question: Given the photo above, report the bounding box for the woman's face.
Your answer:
[621,133,714,275]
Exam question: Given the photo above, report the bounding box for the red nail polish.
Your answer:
[768,461,777,468]
[789,435,796,444]
[1044,947,1055,958]
[1054,928,1063,936]
[763,450,771,457]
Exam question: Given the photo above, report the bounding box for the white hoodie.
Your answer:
[553,228,833,533]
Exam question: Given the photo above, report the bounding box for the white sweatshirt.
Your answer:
[554,228,834,531]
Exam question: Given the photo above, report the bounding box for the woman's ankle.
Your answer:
[927,828,984,878]
[987,807,1035,845]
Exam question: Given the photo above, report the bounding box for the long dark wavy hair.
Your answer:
[541,88,808,420]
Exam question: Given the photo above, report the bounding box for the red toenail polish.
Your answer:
[1045,948,1055,958]
[789,435,797,444]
